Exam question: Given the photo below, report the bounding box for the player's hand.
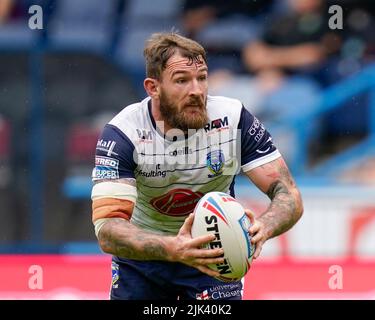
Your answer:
[245,209,267,259]
[171,213,224,277]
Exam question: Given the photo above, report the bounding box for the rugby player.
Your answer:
[91,32,303,300]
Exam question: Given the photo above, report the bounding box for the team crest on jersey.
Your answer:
[111,261,120,289]
[207,150,225,178]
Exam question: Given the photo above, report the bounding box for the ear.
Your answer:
[144,78,160,99]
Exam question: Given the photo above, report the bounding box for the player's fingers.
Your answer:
[250,231,264,244]
[253,242,263,259]
[189,233,216,247]
[191,247,224,258]
[195,257,225,265]
[179,213,194,235]
[245,209,256,225]
[249,221,261,235]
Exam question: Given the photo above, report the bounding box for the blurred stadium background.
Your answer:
[0,0,374,299]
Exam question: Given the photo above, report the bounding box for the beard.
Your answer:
[159,90,208,132]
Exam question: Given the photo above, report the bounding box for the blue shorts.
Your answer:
[110,256,243,300]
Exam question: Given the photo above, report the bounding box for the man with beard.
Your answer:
[91,32,303,300]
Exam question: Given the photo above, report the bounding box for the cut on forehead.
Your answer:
[165,51,207,74]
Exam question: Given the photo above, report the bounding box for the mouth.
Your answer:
[183,106,204,114]
[184,103,204,109]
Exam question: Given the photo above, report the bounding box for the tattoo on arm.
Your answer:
[98,218,171,261]
[259,160,303,239]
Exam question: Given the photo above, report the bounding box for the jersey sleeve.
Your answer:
[92,124,137,181]
[238,106,281,172]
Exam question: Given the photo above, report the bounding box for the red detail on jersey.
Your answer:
[151,189,204,216]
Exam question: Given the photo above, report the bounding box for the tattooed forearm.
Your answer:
[98,218,172,261]
[260,180,300,239]
[255,159,303,240]
[266,180,291,199]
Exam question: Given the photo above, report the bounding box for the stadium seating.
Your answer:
[62,122,100,199]
[47,0,118,52]
[115,0,184,74]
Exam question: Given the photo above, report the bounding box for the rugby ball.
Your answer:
[191,192,255,282]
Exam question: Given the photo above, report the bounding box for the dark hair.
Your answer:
[143,32,207,79]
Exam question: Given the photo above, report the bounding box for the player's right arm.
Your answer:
[92,180,223,277]
[92,124,223,277]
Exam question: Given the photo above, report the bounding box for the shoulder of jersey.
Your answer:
[108,99,149,133]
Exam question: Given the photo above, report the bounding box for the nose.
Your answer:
[189,79,203,97]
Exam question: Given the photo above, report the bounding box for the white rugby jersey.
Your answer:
[92,95,281,235]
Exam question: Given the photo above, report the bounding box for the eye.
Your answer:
[176,78,186,84]
[198,75,207,81]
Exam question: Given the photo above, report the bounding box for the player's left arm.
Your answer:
[244,156,303,259]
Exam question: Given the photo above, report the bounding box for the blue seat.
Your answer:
[195,15,261,51]
[125,0,183,22]
[116,0,184,60]
[115,0,184,87]
[48,0,117,52]
[0,22,37,49]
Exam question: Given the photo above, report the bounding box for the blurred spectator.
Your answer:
[323,0,375,82]
[0,0,30,23]
[182,0,274,39]
[242,0,341,81]
[208,0,335,122]
[312,0,375,149]
[181,0,274,72]
[0,0,14,23]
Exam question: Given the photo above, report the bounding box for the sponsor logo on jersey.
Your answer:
[136,128,153,141]
[92,167,119,180]
[168,146,193,157]
[197,283,242,300]
[111,261,119,289]
[207,150,224,178]
[95,156,119,168]
[150,188,203,216]
[248,117,266,142]
[204,116,229,132]
[96,139,118,156]
[93,156,119,180]
[137,164,166,178]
